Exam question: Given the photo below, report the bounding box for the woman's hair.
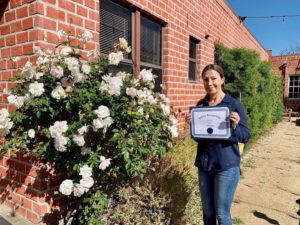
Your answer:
[201,64,224,78]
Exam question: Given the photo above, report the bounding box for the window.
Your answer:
[100,0,132,72]
[189,37,199,81]
[289,75,300,98]
[100,0,163,91]
[140,15,162,92]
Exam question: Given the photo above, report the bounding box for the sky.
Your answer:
[226,0,300,56]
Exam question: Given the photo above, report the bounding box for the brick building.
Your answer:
[0,0,269,223]
[268,51,300,112]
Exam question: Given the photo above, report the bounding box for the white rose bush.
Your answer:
[0,32,178,224]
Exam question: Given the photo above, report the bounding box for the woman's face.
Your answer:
[202,69,224,95]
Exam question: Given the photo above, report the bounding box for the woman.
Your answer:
[195,64,250,225]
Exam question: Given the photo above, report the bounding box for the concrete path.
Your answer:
[232,119,300,225]
[0,204,34,225]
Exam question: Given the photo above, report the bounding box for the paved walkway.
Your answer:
[232,119,300,225]
[0,204,34,225]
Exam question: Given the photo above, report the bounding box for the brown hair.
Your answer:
[201,64,224,78]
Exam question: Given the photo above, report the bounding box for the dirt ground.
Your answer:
[232,119,300,225]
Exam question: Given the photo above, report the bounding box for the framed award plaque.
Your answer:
[190,106,231,140]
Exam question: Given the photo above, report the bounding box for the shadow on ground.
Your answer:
[253,210,280,225]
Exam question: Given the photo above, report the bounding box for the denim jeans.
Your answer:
[198,166,240,225]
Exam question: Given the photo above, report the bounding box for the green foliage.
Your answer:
[215,43,284,140]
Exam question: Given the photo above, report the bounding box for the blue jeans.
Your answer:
[198,167,240,225]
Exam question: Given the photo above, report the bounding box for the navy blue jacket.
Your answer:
[194,94,250,172]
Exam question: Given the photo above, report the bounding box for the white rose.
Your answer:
[99,156,111,171]
[50,65,64,79]
[34,72,44,80]
[168,125,178,138]
[81,147,91,155]
[79,165,93,178]
[29,82,45,97]
[81,64,91,74]
[7,95,25,109]
[80,176,94,190]
[59,179,74,196]
[102,117,113,133]
[73,183,85,197]
[0,109,13,137]
[57,30,66,39]
[51,85,67,100]
[140,69,155,83]
[78,126,88,135]
[108,51,123,65]
[54,136,69,152]
[137,107,144,115]
[49,121,68,138]
[65,57,79,72]
[82,30,93,43]
[72,70,86,83]
[160,103,170,116]
[169,115,178,125]
[94,105,110,118]
[60,46,73,56]
[116,71,127,80]
[73,135,85,147]
[126,87,137,97]
[21,61,34,79]
[28,129,35,139]
[92,118,104,131]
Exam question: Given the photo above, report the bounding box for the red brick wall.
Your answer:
[125,0,268,129]
[0,0,269,223]
[269,54,300,111]
[0,0,99,223]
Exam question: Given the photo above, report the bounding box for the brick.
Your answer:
[22,43,33,55]
[59,1,75,12]
[0,38,4,47]
[33,202,49,214]
[10,21,22,33]
[16,32,29,43]
[5,10,16,22]
[21,198,33,210]
[1,48,10,58]
[77,5,88,17]
[11,45,23,56]
[29,1,44,15]
[5,35,16,46]
[22,17,33,30]
[46,31,58,44]
[26,210,39,224]
[67,13,83,27]
[10,0,22,9]
[16,5,28,19]
[0,71,11,80]
[85,0,95,9]
[0,24,10,35]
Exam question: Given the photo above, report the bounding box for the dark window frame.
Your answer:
[288,75,300,99]
[100,0,163,91]
[188,37,199,81]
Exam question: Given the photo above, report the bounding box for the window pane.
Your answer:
[189,60,196,81]
[189,38,197,59]
[108,62,133,74]
[100,0,132,59]
[141,16,161,65]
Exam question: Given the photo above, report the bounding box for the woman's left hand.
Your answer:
[230,112,240,130]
